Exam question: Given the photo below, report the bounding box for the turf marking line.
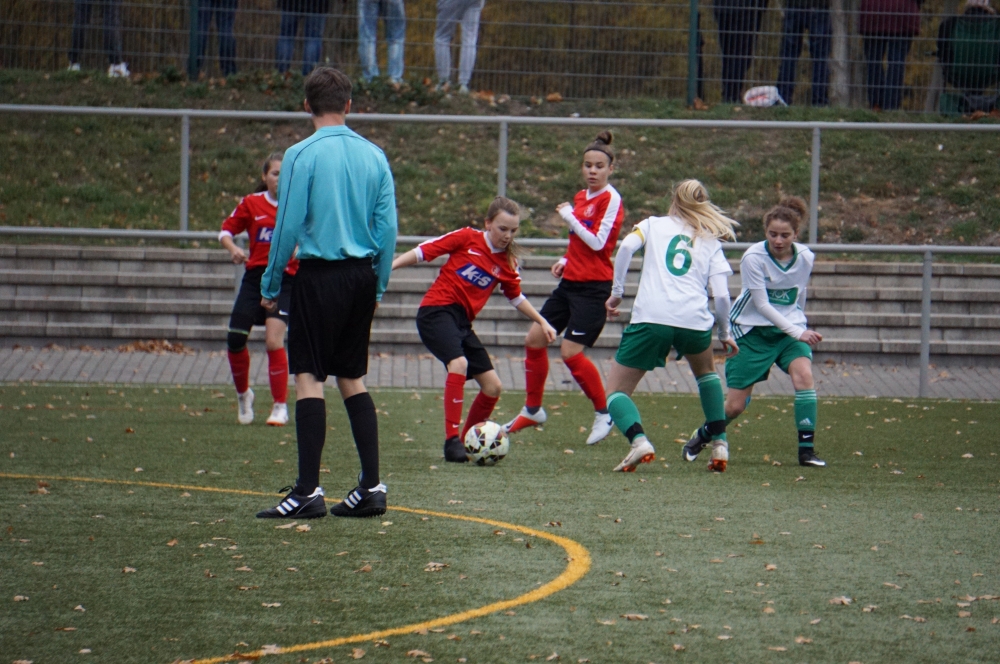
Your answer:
[0,473,592,663]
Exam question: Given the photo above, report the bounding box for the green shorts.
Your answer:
[615,322,713,372]
[725,326,813,390]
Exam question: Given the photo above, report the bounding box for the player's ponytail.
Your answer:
[253,152,284,193]
[485,195,522,271]
[763,196,807,233]
[583,130,615,163]
[669,179,738,241]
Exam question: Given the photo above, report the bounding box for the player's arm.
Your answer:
[514,298,557,342]
[708,272,737,356]
[219,234,246,264]
[218,199,250,264]
[607,225,645,317]
[371,162,399,302]
[557,194,620,252]
[392,249,419,270]
[262,153,306,302]
[742,256,814,342]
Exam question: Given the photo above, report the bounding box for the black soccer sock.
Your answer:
[526,405,541,415]
[345,392,380,490]
[294,398,326,495]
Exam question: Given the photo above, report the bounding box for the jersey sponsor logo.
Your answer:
[456,263,495,289]
[256,226,274,243]
[766,287,798,306]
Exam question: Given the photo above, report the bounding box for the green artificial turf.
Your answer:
[2,385,998,663]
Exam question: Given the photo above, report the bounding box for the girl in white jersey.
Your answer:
[684,197,826,468]
[604,180,739,473]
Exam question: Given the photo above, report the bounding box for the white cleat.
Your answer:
[708,440,729,473]
[613,436,656,472]
[503,406,547,434]
[237,388,255,425]
[586,411,614,445]
[266,402,288,427]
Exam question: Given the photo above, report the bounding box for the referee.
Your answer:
[256,67,398,519]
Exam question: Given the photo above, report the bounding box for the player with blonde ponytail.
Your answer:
[604,180,739,473]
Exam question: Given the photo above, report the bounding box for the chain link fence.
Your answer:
[2,0,998,113]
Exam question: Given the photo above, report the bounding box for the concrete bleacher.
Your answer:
[1,244,998,366]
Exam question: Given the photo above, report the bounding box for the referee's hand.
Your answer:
[261,298,277,313]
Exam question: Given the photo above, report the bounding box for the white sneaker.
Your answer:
[613,436,655,472]
[68,62,81,72]
[266,402,288,427]
[458,84,470,95]
[503,406,547,434]
[108,62,130,78]
[237,388,255,425]
[708,440,729,473]
[586,412,614,445]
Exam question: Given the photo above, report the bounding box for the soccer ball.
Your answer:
[463,421,510,466]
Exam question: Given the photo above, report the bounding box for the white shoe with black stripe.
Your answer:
[329,483,387,518]
[256,486,326,519]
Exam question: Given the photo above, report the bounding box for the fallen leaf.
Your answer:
[235,566,252,572]
[546,653,560,662]
[406,651,431,659]
[763,607,776,614]
[355,564,373,573]
[621,613,647,620]
[122,567,137,574]
[424,562,448,572]
[959,611,972,618]
[295,524,311,532]
[717,634,732,640]
[794,636,813,644]
[447,500,463,505]
[74,605,85,612]
[262,602,281,607]
[962,453,973,458]
[863,605,878,613]
[914,513,924,520]
[447,634,460,641]
[274,522,297,530]
[830,596,852,605]
[352,647,366,659]
[166,538,178,547]
[672,644,685,651]
[768,646,787,652]
[809,618,821,625]
[54,626,77,631]
[884,583,902,590]
[375,639,390,647]
[261,644,281,654]
[710,558,724,564]
[597,619,615,625]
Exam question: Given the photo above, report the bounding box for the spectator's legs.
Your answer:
[217,0,238,76]
[776,7,806,105]
[884,35,912,110]
[434,0,463,85]
[101,0,123,66]
[384,0,407,82]
[714,8,740,103]
[357,0,380,80]
[715,7,760,103]
[807,7,831,106]
[302,12,327,75]
[457,0,484,88]
[196,0,213,73]
[697,11,705,99]
[862,35,888,109]
[276,11,298,73]
[70,0,93,65]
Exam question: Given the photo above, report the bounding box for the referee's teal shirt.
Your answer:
[261,124,398,301]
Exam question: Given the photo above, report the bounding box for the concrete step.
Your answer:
[0,270,235,290]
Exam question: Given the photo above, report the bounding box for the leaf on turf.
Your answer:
[122,567,137,574]
[962,453,973,458]
[166,539,178,547]
[717,634,732,640]
[355,564,373,573]
[125,428,135,433]
[564,449,574,454]
[352,647,366,659]
[260,644,281,654]
[768,646,787,652]
[375,639,390,647]
[813,544,826,549]
[765,564,777,571]
[235,566,252,572]
[262,602,281,607]
[710,558,724,564]
[795,636,812,644]
[286,567,299,572]
[295,524,311,532]
[446,634,460,641]
[597,619,615,625]
[863,605,878,613]
[959,611,972,618]
[336,551,349,556]
[546,653,560,661]
[672,644,685,651]
[884,583,902,590]
[406,650,431,658]
[545,521,562,527]
[424,562,447,572]
[447,500,463,504]
[809,618,821,625]
[237,586,257,591]
[274,522,297,529]
[829,596,852,605]
[763,607,775,614]
[180,492,191,498]
[74,605,85,612]
[621,613,647,621]
[13,660,33,664]
[54,626,77,631]
[913,513,924,520]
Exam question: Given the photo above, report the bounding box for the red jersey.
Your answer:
[416,227,526,322]
[558,184,624,283]
[219,191,299,275]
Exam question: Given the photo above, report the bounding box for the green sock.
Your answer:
[795,389,818,451]
[607,391,645,443]
[697,373,727,441]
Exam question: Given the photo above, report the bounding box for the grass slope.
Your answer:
[1,69,999,248]
[2,385,998,663]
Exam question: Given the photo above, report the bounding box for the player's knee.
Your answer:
[227,330,249,353]
[482,381,502,398]
[705,419,727,436]
[446,356,468,375]
[725,397,748,419]
[560,345,582,361]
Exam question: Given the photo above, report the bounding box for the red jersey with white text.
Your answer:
[219,191,299,275]
[561,185,624,283]
[416,228,525,322]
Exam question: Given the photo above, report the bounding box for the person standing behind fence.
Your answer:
[859,0,922,110]
[358,0,406,83]
[713,0,769,103]
[276,0,330,76]
[197,0,239,77]
[256,67,398,520]
[68,0,129,77]
[435,0,486,94]
[776,0,831,105]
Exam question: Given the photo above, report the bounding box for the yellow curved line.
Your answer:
[0,473,592,664]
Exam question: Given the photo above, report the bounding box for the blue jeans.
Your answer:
[276,11,327,75]
[197,0,238,76]
[863,35,913,110]
[776,7,830,106]
[358,0,406,81]
[69,0,123,65]
[434,0,485,87]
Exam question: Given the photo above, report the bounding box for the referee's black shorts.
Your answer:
[288,258,377,382]
[229,266,293,332]
[539,279,612,348]
[416,304,494,379]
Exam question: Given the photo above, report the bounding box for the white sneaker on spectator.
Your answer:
[108,62,130,78]
[68,62,81,72]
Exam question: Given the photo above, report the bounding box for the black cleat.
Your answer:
[444,436,469,463]
[683,427,709,462]
[799,452,827,467]
[256,486,327,519]
[329,483,387,518]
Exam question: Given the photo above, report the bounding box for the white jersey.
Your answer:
[730,241,814,339]
[628,216,733,331]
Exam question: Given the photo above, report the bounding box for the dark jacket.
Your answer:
[784,0,830,9]
[278,0,330,14]
[858,0,921,35]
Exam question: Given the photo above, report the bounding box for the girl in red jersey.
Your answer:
[505,131,625,446]
[218,152,298,427]
[392,196,557,463]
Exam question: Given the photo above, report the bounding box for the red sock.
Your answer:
[444,373,466,440]
[267,348,288,404]
[462,391,500,440]
[564,352,607,411]
[524,346,549,409]
[228,348,250,394]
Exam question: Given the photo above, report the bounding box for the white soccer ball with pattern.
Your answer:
[463,421,510,466]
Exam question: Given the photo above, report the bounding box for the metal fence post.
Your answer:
[919,250,933,398]
[497,120,508,198]
[809,127,820,244]
[180,113,190,233]
[687,0,700,106]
